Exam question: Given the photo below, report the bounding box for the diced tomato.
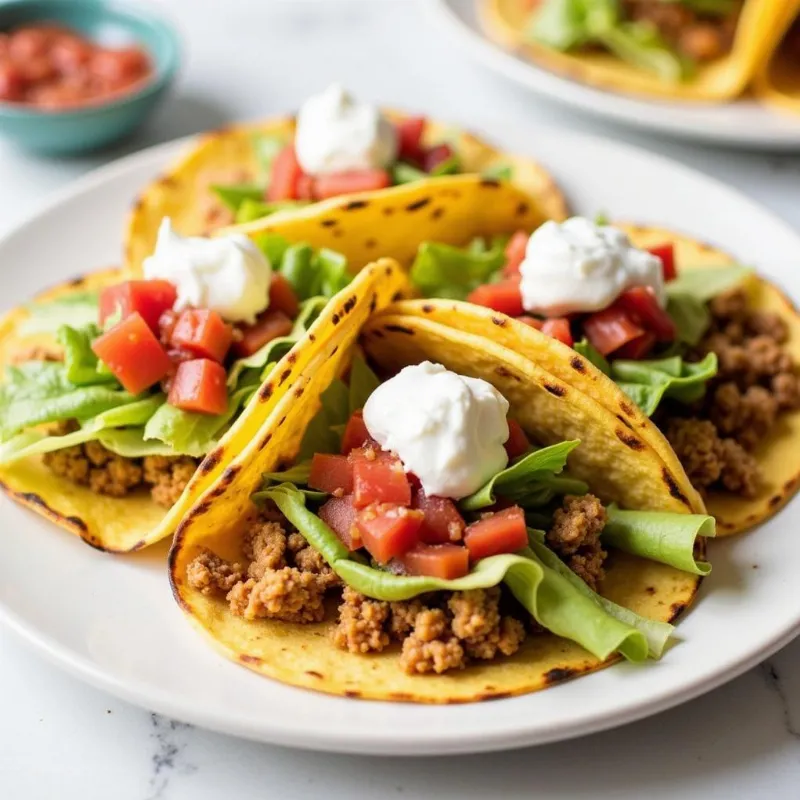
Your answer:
[169,309,233,363]
[313,169,392,200]
[617,287,676,343]
[341,410,370,454]
[541,317,574,347]
[295,174,315,201]
[167,359,228,415]
[267,145,304,202]
[356,504,423,564]
[318,494,361,550]
[91,312,172,394]
[466,280,524,317]
[414,489,466,544]
[308,453,354,495]
[396,116,426,164]
[158,309,179,346]
[91,47,150,90]
[648,243,676,282]
[232,309,294,358]
[0,63,27,102]
[423,143,455,173]
[583,303,645,356]
[464,506,528,560]
[99,280,177,332]
[352,456,412,508]
[504,419,529,460]
[268,273,299,320]
[502,230,529,277]
[400,543,469,580]
[615,331,656,360]
[516,315,543,330]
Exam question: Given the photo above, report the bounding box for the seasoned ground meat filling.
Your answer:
[546,494,607,591]
[42,425,199,507]
[664,288,799,498]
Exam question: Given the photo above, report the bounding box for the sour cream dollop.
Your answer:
[519,217,665,317]
[294,83,398,175]
[362,362,510,500]
[142,218,272,324]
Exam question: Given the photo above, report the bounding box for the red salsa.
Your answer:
[0,24,152,109]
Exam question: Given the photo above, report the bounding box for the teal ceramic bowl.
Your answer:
[0,0,180,154]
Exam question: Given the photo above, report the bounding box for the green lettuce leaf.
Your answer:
[277,242,351,302]
[393,162,427,185]
[482,163,513,181]
[253,131,289,180]
[298,378,350,459]
[235,199,309,224]
[460,440,582,511]
[211,184,263,212]
[18,292,99,336]
[348,356,381,414]
[666,264,752,303]
[602,505,715,576]
[573,338,611,374]
[58,324,116,386]
[666,293,711,346]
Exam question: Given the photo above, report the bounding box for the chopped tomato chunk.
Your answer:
[0,63,26,102]
[615,331,656,360]
[158,309,179,346]
[467,280,524,318]
[423,143,455,173]
[92,312,171,394]
[617,287,676,343]
[541,317,573,347]
[167,359,228,415]
[502,230,529,276]
[308,453,354,495]
[648,243,676,282]
[313,169,392,200]
[232,309,293,358]
[169,309,233,363]
[400,543,469,580]
[295,173,316,201]
[99,280,177,332]
[356,504,423,564]
[504,419,529,460]
[464,506,528,560]
[318,494,361,550]
[341,410,370,454]
[268,273,300,319]
[414,489,466,544]
[267,145,304,202]
[396,116,426,164]
[516,315,543,330]
[583,303,644,356]
[352,456,412,508]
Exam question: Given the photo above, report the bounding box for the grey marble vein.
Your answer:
[146,714,197,800]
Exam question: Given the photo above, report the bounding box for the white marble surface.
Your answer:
[1,1,799,797]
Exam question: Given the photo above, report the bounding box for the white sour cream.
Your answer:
[294,83,398,175]
[142,218,272,324]
[362,362,510,500]
[519,217,665,317]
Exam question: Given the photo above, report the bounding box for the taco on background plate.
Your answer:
[169,291,714,703]
[753,1,800,114]
[480,0,787,103]
[124,83,569,273]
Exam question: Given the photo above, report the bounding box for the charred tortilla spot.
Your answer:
[221,465,241,485]
[389,692,413,701]
[332,229,343,239]
[20,492,49,510]
[406,197,431,212]
[189,499,212,520]
[480,178,501,189]
[260,432,272,448]
[258,383,273,401]
[543,382,565,396]
[492,316,507,327]
[68,275,87,288]
[496,365,521,382]
[616,414,633,430]
[279,369,292,386]
[332,313,340,325]
[570,356,586,373]
[477,691,512,702]
[616,429,645,450]
[309,333,316,342]
[330,345,339,356]
[65,515,89,533]
[769,494,783,507]
[198,449,222,475]
[430,207,444,221]
[305,670,323,679]
[391,290,404,302]
[784,477,798,491]
[669,601,687,621]
[384,265,393,276]
[661,468,689,506]
[369,294,377,313]
[321,219,337,228]
[278,415,287,427]
[645,586,656,595]
[240,654,262,665]
[382,207,395,216]
[421,304,434,313]
[344,690,361,698]
[343,296,357,314]
[516,201,529,216]
[620,400,635,417]
[385,324,414,335]
[364,238,377,249]
[371,329,384,338]
[295,386,304,398]
[745,513,758,523]
[544,667,577,685]
[288,352,297,364]
[345,200,368,210]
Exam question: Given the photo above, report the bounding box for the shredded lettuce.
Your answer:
[666,293,711,346]
[58,324,115,386]
[211,184,263,212]
[235,199,308,225]
[252,131,289,181]
[18,292,99,336]
[573,338,611,374]
[666,264,752,303]
[393,162,427,185]
[482,163,513,181]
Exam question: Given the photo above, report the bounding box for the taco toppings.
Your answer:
[182,357,714,679]
[405,218,800,505]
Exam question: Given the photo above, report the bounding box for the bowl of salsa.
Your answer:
[0,0,179,154]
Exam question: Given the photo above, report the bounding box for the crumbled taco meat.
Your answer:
[620,0,740,62]
[400,609,465,675]
[143,456,198,508]
[663,287,799,498]
[333,586,392,653]
[228,569,329,623]
[186,549,245,596]
[546,494,607,591]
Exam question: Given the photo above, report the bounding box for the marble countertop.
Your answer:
[1,1,799,797]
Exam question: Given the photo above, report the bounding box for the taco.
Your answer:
[123,83,568,272]
[753,1,800,114]
[169,297,714,703]
[480,0,785,102]
[384,220,800,536]
[0,230,411,552]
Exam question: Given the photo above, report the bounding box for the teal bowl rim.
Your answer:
[0,0,181,120]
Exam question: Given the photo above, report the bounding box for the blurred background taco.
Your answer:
[753,1,800,114]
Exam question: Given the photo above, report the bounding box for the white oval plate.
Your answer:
[430,0,800,150]
[1,129,800,756]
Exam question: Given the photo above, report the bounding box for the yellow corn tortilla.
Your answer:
[392,225,800,536]
[481,0,787,103]
[169,303,702,703]
[123,113,569,274]
[0,260,412,552]
[753,2,800,114]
